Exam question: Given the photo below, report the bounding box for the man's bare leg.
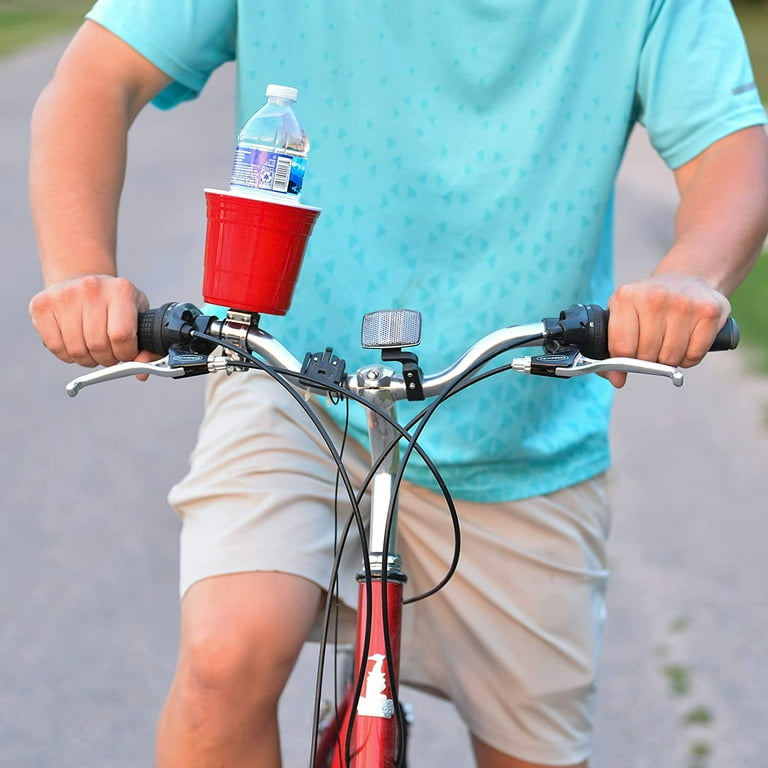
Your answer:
[156,571,322,768]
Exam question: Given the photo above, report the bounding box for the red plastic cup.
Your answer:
[202,188,321,315]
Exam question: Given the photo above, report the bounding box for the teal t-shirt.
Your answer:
[87,0,766,501]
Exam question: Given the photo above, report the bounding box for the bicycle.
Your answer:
[64,300,739,768]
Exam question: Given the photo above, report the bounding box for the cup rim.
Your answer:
[204,187,322,213]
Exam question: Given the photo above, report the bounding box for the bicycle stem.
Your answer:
[363,388,402,561]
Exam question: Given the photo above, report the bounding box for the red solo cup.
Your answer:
[202,188,322,315]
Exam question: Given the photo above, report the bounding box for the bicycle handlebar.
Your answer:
[135,301,739,361]
[64,302,740,397]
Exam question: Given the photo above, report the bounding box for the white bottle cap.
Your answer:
[265,84,298,102]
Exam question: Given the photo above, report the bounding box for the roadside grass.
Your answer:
[729,253,768,373]
[733,1,768,98]
[729,3,768,376]
[656,617,717,768]
[0,0,91,58]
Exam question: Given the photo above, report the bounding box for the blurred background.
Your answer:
[2,3,767,768]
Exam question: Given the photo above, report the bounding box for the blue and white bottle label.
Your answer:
[230,146,306,196]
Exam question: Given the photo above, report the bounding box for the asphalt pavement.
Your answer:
[1,36,766,768]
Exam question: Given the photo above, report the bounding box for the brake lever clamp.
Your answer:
[167,345,217,377]
[513,348,582,377]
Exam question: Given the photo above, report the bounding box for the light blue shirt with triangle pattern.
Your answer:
[88,0,766,501]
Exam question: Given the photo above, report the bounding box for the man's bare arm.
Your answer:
[28,20,171,367]
[607,125,768,386]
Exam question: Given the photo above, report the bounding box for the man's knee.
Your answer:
[176,572,323,707]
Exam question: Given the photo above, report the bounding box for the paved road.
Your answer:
[2,37,766,768]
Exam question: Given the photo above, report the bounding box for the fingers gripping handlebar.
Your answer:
[542,303,740,359]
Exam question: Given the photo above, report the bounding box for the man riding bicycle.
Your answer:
[29,1,768,766]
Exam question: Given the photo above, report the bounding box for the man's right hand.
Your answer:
[29,275,150,368]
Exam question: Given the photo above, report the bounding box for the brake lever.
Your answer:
[65,356,186,397]
[511,351,685,387]
[555,355,684,386]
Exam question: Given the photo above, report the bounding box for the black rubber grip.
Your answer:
[581,305,609,360]
[137,302,176,355]
[710,317,740,351]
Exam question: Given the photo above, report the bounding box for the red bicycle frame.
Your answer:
[315,578,404,768]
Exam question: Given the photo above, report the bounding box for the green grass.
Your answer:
[733,1,768,98]
[663,664,692,697]
[0,0,91,58]
[730,253,768,372]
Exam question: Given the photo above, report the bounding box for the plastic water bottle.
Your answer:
[229,84,309,202]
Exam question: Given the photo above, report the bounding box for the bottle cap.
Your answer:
[265,84,298,102]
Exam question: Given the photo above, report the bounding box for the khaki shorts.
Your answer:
[169,371,611,766]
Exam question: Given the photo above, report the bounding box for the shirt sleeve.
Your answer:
[86,0,236,110]
[636,0,767,168]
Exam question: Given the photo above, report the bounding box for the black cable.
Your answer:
[190,330,437,766]
[189,331,371,768]
[331,398,350,763]
[191,330,435,765]
[303,397,458,768]
[264,365,447,768]
[340,336,540,767]
[190,327,542,767]
[374,333,542,766]
[395,334,543,603]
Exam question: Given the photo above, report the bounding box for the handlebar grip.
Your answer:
[710,317,740,351]
[137,302,177,355]
[574,305,740,359]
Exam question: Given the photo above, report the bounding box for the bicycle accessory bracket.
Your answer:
[221,310,260,350]
[381,348,424,401]
[301,347,347,389]
[361,310,424,401]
